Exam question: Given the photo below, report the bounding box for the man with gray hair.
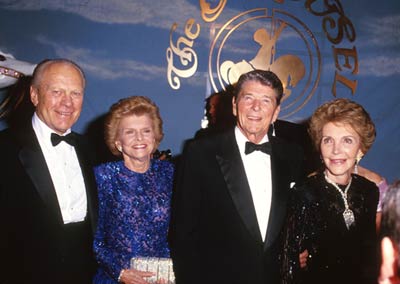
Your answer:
[0,59,98,284]
[171,70,304,284]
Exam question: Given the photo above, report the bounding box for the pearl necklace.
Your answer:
[324,173,355,229]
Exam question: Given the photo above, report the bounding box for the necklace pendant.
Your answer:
[343,208,355,229]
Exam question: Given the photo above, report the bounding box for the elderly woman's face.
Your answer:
[320,122,363,184]
[115,114,156,166]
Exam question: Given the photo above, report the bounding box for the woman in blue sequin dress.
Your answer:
[93,96,174,284]
[282,99,379,284]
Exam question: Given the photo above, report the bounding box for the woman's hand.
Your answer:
[299,249,309,269]
[119,268,155,284]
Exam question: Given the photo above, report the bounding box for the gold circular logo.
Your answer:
[208,8,321,118]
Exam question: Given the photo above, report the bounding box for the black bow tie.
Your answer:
[51,132,77,147]
[245,141,271,155]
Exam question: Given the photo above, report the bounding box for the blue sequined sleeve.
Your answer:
[93,160,174,284]
[93,163,125,280]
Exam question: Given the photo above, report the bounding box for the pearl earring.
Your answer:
[354,156,362,174]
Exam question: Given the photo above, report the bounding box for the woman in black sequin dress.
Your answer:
[282,99,379,284]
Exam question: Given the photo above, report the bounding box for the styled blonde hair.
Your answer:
[104,96,164,156]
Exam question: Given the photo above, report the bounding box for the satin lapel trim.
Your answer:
[264,137,290,249]
[216,132,263,243]
[18,134,64,224]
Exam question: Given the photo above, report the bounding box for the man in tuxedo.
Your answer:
[0,59,98,284]
[170,70,304,284]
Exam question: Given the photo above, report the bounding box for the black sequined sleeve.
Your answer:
[281,184,319,284]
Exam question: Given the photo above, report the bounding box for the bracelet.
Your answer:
[117,269,125,283]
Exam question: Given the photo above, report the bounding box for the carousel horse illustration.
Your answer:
[0,50,36,119]
[220,22,305,100]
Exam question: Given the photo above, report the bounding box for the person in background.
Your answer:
[0,59,98,284]
[170,70,304,284]
[356,165,389,231]
[379,180,400,284]
[282,98,379,284]
[194,87,236,139]
[93,96,174,284]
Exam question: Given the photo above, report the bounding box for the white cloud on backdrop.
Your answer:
[359,14,400,48]
[1,0,199,28]
[322,55,400,77]
[359,56,400,77]
[357,14,400,76]
[36,35,165,80]
[0,0,319,59]
[3,1,399,78]
[35,35,207,86]
[3,0,399,44]
[0,0,292,38]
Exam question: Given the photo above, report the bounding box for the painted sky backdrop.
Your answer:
[0,0,399,182]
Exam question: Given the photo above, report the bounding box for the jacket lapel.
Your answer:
[16,125,64,224]
[264,135,291,249]
[216,131,263,243]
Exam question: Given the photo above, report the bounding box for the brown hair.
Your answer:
[234,70,284,105]
[104,96,164,156]
[308,98,376,154]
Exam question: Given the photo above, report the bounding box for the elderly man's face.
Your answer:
[232,80,280,143]
[30,63,84,134]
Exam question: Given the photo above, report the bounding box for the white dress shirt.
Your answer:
[32,113,87,224]
[235,127,272,241]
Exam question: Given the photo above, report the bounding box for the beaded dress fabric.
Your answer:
[93,159,174,284]
[281,173,379,284]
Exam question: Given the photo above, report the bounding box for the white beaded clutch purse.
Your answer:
[130,257,175,284]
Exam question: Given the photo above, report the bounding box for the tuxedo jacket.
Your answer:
[0,122,98,284]
[170,129,304,284]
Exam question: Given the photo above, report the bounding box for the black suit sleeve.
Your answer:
[170,140,204,284]
[360,178,379,284]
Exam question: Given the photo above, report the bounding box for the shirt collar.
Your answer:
[32,112,71,147]
[234,126,269,155]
